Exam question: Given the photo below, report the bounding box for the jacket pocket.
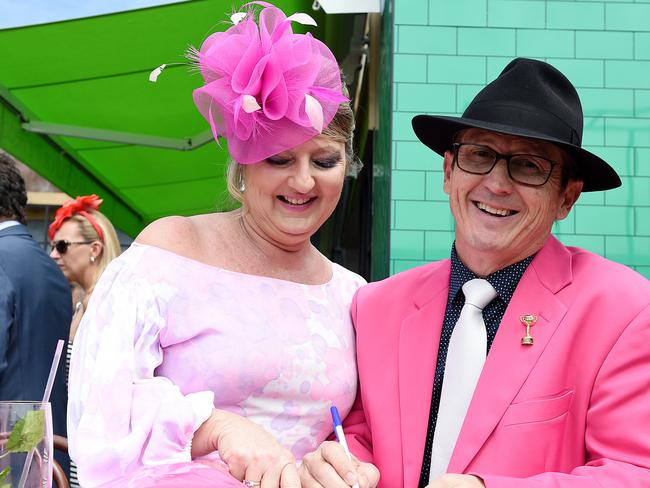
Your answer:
[502,389,574,426]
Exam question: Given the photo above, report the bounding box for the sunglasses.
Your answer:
[51,240,94,254]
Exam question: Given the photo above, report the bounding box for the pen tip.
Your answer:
[330,405,342,426]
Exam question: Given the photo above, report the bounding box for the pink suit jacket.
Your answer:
[344,236,650,487]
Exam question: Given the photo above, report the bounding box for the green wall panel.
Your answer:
[395,141,439,170]
[394,54,428,82]
[398,26,456,54]
[547,2,604,30]
[425,230,456,260]
[606,236,650,266]
[459,28,516,56]
[389,0,650,275]
[391,230,425,259]
[487,1,545,29]
[575,206,635,235]
[547,58,604,87]
[636,33,650,60]
[637,149,650,177]
[517,30,574,58]
[637,208,650,236]
[427,55,486,84]
[394,201,455,230]
[635,90,650,117]
[605,60,650,89]
[553,212,576,234]
[430,0,487,27]
[576,31,633,59]
[394,0,428,24]
[396,83,456,112]
[605,3,650,31]
[577,88,634,117]
[392,170,426,200]
[425,171,447,201]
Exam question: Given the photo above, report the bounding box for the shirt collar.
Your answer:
[449,244,535,304]
[0,220,21,232]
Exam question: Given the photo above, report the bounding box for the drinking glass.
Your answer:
[0,402,52,488]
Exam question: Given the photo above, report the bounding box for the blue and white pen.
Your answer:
[330,406,360,488]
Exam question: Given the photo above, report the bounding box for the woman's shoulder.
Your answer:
[331,261,368,289]
[135,215,202,257]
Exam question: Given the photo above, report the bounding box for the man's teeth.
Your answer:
[476,202,513,216]
[284,196,311,205]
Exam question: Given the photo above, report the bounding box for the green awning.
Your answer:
[0,0,345,236]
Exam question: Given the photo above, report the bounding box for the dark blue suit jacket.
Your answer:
[0,223,71,467]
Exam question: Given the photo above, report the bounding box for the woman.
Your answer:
[68,4,374,488]
[49,194,121,346]
[49,194,121,488]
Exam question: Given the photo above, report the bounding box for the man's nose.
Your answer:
[483,158,513,193]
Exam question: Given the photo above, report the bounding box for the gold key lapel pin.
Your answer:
[520,314,537,345]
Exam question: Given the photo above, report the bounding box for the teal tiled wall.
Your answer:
[390,0,650,278]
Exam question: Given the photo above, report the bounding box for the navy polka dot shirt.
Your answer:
[418,245,535,486]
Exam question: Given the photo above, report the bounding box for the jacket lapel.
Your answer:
[399,261,451,488]
[448,236,573,473]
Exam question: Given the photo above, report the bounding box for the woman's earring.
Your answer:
[239,179,246,192]
[90,256,96,263]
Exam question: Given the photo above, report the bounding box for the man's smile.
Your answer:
[473,201,518,217]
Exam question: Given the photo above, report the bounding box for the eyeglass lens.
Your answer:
[53,240,69,254]
[455,143,554,186]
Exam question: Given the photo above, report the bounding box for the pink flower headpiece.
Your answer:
[188,1,348,164]
[48,194,104,241]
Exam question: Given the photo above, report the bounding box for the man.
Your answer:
[300,58,650,487]
[0,152,71,469]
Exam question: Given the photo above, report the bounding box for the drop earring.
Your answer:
[239,179,246,192]
[90,256,96,263]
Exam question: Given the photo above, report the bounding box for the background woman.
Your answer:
[49,194,121,487]
[49,194,121,344]
[68,4,377,488]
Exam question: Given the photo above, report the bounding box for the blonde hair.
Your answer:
[68,211,120,283]
[227,94,360,203]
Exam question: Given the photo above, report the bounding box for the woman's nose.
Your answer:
[288,161,315,193]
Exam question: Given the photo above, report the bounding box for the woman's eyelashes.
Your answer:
[265,156,291,166]
[264,154,343,169]
[313,155,343,168]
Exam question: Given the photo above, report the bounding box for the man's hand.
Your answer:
[427,474,485,488]
[300,441,379,488]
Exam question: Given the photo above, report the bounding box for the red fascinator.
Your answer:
[189,1,348,164]
[48,194,104,241]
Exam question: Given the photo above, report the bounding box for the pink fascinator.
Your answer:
[189,1,348,164]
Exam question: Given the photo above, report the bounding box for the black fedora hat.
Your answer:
[412,58,621,191]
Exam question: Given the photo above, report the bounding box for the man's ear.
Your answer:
[443,151,454,195]
[556,179,583,220]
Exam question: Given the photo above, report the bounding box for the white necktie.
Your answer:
[429,278,498,481]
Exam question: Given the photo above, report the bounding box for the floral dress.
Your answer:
[67,243,365,487]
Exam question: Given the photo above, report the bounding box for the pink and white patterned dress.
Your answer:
[67,243,365,487]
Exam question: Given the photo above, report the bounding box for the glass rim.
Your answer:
[0,401,51,406]
[452,142,556,186]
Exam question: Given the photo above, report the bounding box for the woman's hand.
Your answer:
[300,441,379,488]
[192,409,300,488]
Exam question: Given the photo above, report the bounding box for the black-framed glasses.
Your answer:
[453,143,558,187]
[50,240,93,254]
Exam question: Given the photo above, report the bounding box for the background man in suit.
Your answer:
[0,152,71,470]
[300,58,650,488]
